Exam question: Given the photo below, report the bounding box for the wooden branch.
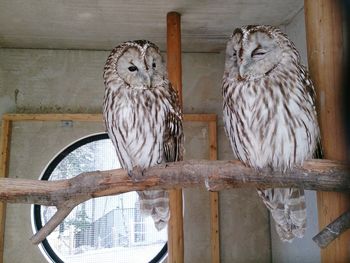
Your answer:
[313,209,350,248]
[30,203,76,244]
[0,159,348,245]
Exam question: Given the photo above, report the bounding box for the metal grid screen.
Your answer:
[33,135,167,263]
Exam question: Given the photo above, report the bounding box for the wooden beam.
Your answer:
[184,114,216,122]
[167,11,184,263]
[2,113,216,123]
[304,0,350,260]
[0,120,12,263]
[2,113,102,122]
[167,12,184,263]
[167,12,183,108]
[0,159,348,245]
[209,120,220,263]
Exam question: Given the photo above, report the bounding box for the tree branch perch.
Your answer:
[0,159,349,245]
[312,209,350,248]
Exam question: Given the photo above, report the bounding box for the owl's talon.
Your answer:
[129,166,145,181]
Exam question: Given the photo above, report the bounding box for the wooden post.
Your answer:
[209,120,220,263]
[167,12,184,263]
[167,12,183,108]
[304,0,350,261]
[0,120,12,263]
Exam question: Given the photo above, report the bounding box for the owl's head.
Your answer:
[225,25,299,80]
[104,40,166,90]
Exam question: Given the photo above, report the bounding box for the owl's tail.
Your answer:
[257,188,306,242]
[137,190,169,231]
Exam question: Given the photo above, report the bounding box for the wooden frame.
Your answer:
[0,119,11,263]
[0,113,219,263]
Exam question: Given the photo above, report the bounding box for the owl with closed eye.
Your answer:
[103,40,183,230]
[222,25,320,241]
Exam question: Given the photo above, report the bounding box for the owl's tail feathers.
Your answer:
[137,190,170,231]
[257,188,307,242]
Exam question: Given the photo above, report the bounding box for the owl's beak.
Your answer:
[141,72,151,88]
[239,57,251,79]
[239,65,246,79]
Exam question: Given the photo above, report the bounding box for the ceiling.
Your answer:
[0,0,304,52]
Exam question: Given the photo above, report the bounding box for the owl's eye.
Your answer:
[128,66,138,72]
[152,62,156,68]
[252,47,266,58]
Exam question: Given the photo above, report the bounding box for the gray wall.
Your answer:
[0,49,270,262]
[4,121,105,263]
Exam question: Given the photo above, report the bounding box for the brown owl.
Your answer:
[222,25,320,241]
[103,40,183,230]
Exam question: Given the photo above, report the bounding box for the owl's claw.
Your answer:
[129,166,145,182]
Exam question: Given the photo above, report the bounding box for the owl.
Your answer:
[103,40,183,230]
[222,25,320,241]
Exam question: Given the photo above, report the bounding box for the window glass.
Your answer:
[32,133,167,263]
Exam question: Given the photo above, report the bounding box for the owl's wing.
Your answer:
[302,66,323,159]
[314,141,323,159]
[163,83,184,163]
[137,82,183,231]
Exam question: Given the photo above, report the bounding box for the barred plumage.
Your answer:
[222,25,320,241]
[103,40,183,230]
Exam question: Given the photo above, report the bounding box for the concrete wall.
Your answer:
[4,121,105,263]
[0,49,271,262]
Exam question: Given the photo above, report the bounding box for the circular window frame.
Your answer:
[31,132,167,263]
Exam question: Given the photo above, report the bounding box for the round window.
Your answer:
[31,133,167,263]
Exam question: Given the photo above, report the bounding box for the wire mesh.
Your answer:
[37,137,167,263]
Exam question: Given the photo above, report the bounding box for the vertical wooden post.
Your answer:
[304,1,350,261]
[167,12,184,263]
[209,120,220,263]
[167,12,183,108]
[0,120,12,263]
